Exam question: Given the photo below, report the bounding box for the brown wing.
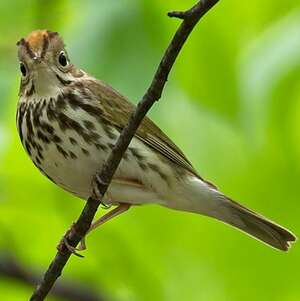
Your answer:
[87,79,214,184]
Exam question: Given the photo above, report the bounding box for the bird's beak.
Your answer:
[32,56,42,64]
[31,55,48,71]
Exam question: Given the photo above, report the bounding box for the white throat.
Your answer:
[33,67,61,97]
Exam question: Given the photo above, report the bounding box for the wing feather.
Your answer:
[87,79,216,187]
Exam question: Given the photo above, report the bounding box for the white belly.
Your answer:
[37,129,166,205]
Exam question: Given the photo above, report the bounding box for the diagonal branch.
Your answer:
[29,1,220,300]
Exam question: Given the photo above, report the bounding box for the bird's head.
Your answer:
[17,30,74,97]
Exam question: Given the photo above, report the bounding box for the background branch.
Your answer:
[29,0,220,300]
[0,253,107,301]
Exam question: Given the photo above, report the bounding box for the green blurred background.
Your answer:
[0,0,299,300]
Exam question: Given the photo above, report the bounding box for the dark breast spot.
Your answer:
[67,93,104,116]
[17,103,26,143]
[56,144,69,158]
[25,141,32,155]
[35,156,41,165]
[89,131,101,140]
[69,151,77,159]
[36,143,43,152]
[69,137,77,145]
[32,102,42,127]
[81,148,90,156]
[37,130,50,144]
[57,112,80,131]
[130,147,144,161]
[25,106,34,138]
[83,120,96,131]
[41,122,54,134]
[46,98,56,121]
[148,163,168,182]
[100,121,117,140]
[56,94,67,110]
[57,112,100,145]
[95,143,107,151]
[52,135,62,143]
[37,149,44,160]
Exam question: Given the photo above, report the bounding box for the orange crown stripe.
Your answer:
[25,30,48,51]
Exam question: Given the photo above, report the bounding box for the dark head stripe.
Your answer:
[16,38,34,59]
[46,31,59,39]
[40,34,49,58]
[24,41,35,59]
[18,32,54,59]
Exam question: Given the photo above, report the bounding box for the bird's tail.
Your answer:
[169,177,296,251]
[215,197,296,251]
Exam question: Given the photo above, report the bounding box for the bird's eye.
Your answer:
[58,51,68,67]
[20,62,27,77]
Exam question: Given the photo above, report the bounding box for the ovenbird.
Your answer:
[16,30,296,251]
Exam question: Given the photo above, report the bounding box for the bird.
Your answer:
[16,29,296,252]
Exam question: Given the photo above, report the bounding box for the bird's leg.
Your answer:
[78,203,131,251]
[100,190,113,209]
[57,222,84,257]
[73,175,136,251]
[60,175,142,254]
[58,203,131,255]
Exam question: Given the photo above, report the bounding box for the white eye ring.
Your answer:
[58,51,68,67]
[20,62,27,77]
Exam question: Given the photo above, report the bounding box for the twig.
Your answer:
[0,253,107,301]
[29,0,220,300]
[167,11,186,19]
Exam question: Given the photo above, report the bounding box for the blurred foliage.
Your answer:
[0,0,299,300]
